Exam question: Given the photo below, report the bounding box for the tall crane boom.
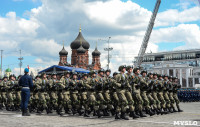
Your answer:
[136,0,161,67]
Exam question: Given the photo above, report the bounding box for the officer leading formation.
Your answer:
[0,65,184,120]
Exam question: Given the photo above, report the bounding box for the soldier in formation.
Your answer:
[0,65,184,120]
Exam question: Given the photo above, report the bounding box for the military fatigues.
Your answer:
[146,78,157,110]
[60,77,72,113]
[95,76,106,112]
[173,82,182,111]
[140,76,151,111]
[152,79,161,110]
[103,76,114,113]
[35,78,49,113]
[132,75,143,112]
[1,81,9,109]
[48,79,58,110]
[157,79,166,110]
[69,79,81,114]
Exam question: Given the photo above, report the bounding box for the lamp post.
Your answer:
[103,37,112,70]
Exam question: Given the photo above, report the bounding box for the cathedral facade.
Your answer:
[58,28,101,70]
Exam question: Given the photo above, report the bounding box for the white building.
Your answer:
[134,49,200,88]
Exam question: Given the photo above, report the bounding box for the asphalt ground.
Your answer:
[0,102,200,127]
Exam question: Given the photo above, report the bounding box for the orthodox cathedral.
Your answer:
[58,27,101,70]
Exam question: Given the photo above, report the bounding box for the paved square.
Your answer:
[0,102,200,127]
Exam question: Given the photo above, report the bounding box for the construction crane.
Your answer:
[135,0,161,67]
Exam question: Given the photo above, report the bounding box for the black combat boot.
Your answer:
[115,112,120,119]
[148,109,155,116]
[0,105,2,110]
[24,109,31,116]
[139,111,147,117]
[103,109,109,116]
[97,110,102,118]
[172,107,178,112]
[163,108,169,114]
[84,110,90,117]
[93,110,97,116]
[110,109,116,116]
[22,109,25,116]
[178,107,183,112]
[78,108,84,116]
[120,112,129,120]
[131,111,140,119]
[168,107,173,113]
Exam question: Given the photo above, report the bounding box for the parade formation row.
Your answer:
[178,89,200,102]
[0,65,183,120]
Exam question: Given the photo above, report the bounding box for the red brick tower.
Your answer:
[58,43,68,66]
[92,43,101,70]
[70,27,90,68]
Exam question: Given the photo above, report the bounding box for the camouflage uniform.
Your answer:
[87,74,100,117]
[69,74,82,115]
[60,75,72,114]
[35,76,49,113]
[115,65,131,120]
[0,77,9,110]
[48,75,59,111]
[140,71,154,116]
[146,74,157,111]
[172,78,183,112]
[157,75,167,113]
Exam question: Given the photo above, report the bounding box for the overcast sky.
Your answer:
[0,0,200,76]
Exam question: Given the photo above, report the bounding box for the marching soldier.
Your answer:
[152,73,162,114]
[146,73,158,114]
[69,72,83,115]
[115,65,130,120]
[87,70,101,118]
[80,73,90,117]
[12,75,21,111]
[140,71,154,116]
[125,66,139,118]
[132,68,147,117]
[163,75,176,113]
[7,75,16,111]
[103,69,115,116]
[60,71,72,114]
[48,73,59,113]
[172,77,183,112]
[0,75,9,111]
[96,69,109,116]
[157,74,167,114]
[35,72,49,114]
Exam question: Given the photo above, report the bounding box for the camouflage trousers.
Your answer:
[87,91,99,111]
[163,91,172,108]
[103,90,113,111]
[49,91,58,108]
[169,92,176,109]
[147,92,157,109]
[134,90,143,111]
[173,92,180,109]
[96,91,106,110]
[70,91,80,109]
[157,92,166,109]
[152,91,161,109]
[141,91,150,110]
[117,90,128,112]
[79,92,88,110]
[111,91,120,113]
[62,91,72,109]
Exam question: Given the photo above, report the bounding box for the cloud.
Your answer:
[0,0,200,74]
[151,24,200,50]
[156,6,200,27]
